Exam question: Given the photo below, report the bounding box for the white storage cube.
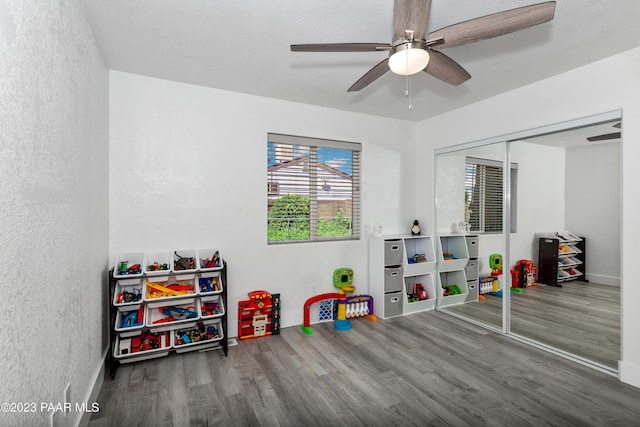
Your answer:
[200,295,225,319]
[198,271,224,295]
[114,307,145,334]
[113,280,144,312]
[113,330,172,361]
[144,251,172,276]
[173,319,224,352]
[172,249,198,273]
[113,252,145,279]
[144,273,197,302]
[145,298,200,330]
[197,248,223,271]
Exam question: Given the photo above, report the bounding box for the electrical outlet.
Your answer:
[63,383,71,418]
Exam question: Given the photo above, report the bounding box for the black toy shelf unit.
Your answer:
[537,232,586,287]
[107,250,228,378]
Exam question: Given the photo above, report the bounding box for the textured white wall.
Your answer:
[0,1,109,426]
[415,47,640,388]
[109,71,417,338]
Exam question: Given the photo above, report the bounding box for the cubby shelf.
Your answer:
[108,253,228,378]
[369,235,437,319]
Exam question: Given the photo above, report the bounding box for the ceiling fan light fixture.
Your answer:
[388,41,430,76]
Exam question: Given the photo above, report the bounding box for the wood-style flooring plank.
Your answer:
[90,309,639,426]
[445,281,620,367]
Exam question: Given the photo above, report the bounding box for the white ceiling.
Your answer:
[81,0,640,122]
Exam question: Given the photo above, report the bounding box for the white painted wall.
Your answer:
[435,142,565,275]
[109,71,417,337]
[509,141,566,264]
[0,1,109,426]
[565,142,621,285]
[416,47,640,388]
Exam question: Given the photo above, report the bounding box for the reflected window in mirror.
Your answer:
[464,156,518,233]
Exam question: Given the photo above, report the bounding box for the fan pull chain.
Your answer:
[405,49,412,111]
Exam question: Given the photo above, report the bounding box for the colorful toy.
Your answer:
[301,268,376,335]
[199,276,221,293]
[121,306,144,328]
[173,251,195,271]
[237,290,281,340]
[407,282,429,302]
[511,259,537,288]
[490,254,503,275]
[118,261,142,276]
[174,322,221,346]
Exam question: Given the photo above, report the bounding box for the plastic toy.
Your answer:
[173,251,195,270]
[237,290,281,340]
[490,254,503,274]
[199,277,221,293]
[511,259,537,288]
[118,262,141,276]
[301,268,376,335]
[117,288,142,304]
[121,306,144,328]
[147,262,169,272]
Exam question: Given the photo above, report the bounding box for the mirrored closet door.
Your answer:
[434,113,621,370]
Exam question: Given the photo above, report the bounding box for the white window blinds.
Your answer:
[465,156,517,233]
[267,133,361,243]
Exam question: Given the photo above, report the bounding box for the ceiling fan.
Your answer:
[291,0,556,92]
[586,122,622,142]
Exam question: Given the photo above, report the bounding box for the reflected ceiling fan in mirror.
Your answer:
[291,0,556,92]
[586,122,621,142]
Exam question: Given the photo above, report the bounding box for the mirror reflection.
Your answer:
[436,119,621,369]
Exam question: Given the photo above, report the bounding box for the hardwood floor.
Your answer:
[90,309,639,426]
[444,281,620,368]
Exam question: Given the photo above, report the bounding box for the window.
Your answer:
[267,133,361,243]
[465,156,517,233]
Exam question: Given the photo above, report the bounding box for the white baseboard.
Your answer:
[619,361,640,390]
[77,349,107,427]
[585,273,620,286]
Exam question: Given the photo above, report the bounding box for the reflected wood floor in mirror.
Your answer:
[444,281,619,368]
[89,308,636,427]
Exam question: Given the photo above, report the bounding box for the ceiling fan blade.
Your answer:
[428,1,556,49]
[587,132,621,142]
[291,43,391,52]
[394,0,432,41]
[348,58,390,92]
[424,49,471,85]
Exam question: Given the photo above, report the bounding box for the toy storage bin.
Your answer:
[200,295,225,319]
[113,329,172,362]
[437,235,469,272]
[403,273,436,314]
[144,251,172,276]
[113,279,144,312]
[384,240,403,266]
[384,267,403,293]
[464,260,479,280]
[383,292,403,318]
[114,307,145,335]
[465,236,479,258]
[145,298,200,331]
[437,270,469,307]
[197,248,223,271]
[173,319,224,353]
[113,252,145,280]
[198,271,224,295]
[172,249,198,273]
[144,273,197,302]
